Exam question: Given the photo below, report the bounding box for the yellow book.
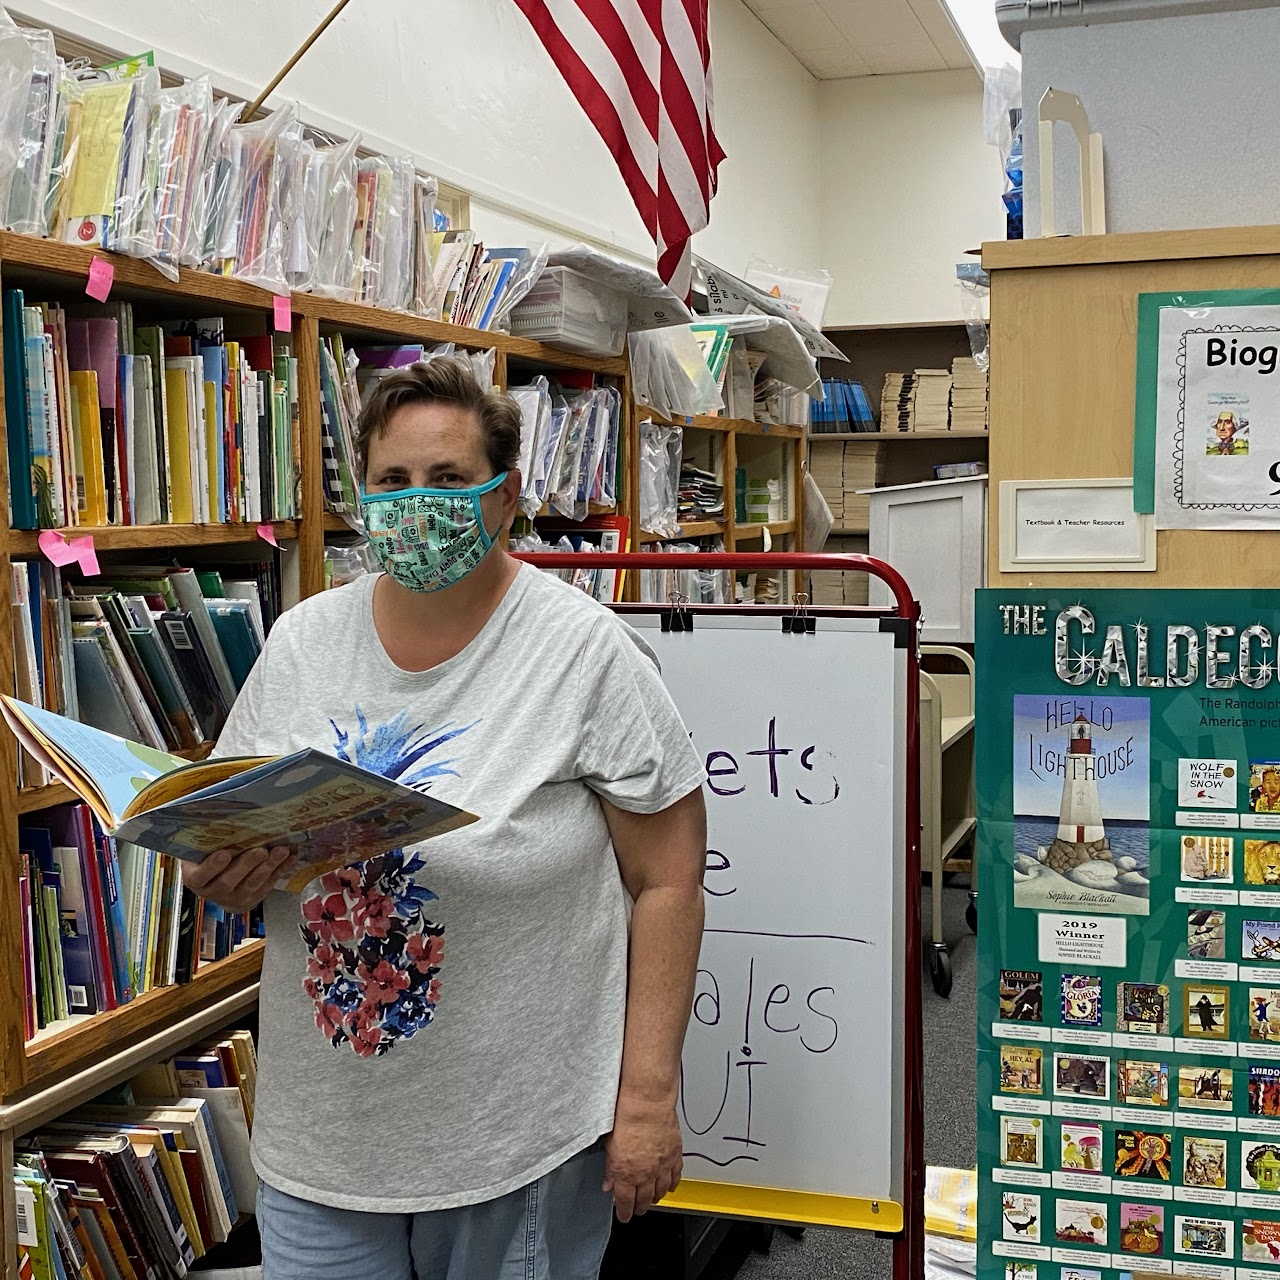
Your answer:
[130,1060,180,1101]
[203,380,220,522]
[67,370,108,525]
[127,1133,205,1260]
[163,368,193,523]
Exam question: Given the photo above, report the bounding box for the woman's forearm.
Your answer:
[617,881,705,1103]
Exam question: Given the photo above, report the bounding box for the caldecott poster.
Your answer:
[1147,296,1280,528]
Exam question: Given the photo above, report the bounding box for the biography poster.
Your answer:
[978,589,1280,1280]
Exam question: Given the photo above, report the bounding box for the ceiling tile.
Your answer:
[821,0,925,44]
[903,0,977,67]
[798,42,873,78]
[762,3,845,51]
[859,40,950,73]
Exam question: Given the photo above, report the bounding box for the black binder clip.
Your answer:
[661,592,693,632]
[782,592,815,635]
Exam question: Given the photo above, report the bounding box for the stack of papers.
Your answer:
[881,372,916,432]
[678,465,724,520]
[950,357,988,431]
[913,369,952,432]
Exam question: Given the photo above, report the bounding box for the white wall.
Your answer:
[817,69,1005,328]
[11,0,820,275]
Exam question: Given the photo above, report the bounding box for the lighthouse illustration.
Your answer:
[1044,714,1113,874]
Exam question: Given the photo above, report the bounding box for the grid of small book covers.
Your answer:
[14,1028,258,1278]
[977,589,1280,1280]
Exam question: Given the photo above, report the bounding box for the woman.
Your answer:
[184,357,708,1280]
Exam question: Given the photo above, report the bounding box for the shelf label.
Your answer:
[86,255,114,302]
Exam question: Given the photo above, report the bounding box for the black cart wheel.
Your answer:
[965,892,978,935]
[929,943,953,998]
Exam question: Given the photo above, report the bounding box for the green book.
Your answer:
[195,570,225,598]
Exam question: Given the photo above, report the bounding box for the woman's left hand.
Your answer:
[602,1092,683,1222]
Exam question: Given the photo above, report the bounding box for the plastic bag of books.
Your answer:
[0,11,35,234]
[597,386,620,508]
[411,174,440,317]
[351,152,414,311]
[302,132,361,298]
[59,65,161,260]
[5,24,57,235]
[465,346,496,392]
[146,75,214,282]
[184,94,241,268]
[639,420,682,538]
[207,102,298,292]
[629,325,723,419]
[43,64,82,239]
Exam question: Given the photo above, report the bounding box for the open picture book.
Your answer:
[1,696,477,893]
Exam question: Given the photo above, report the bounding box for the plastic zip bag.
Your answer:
[209,102,297,292]
[351,153,414,311]
[411,174,439,317]
[146,75,213,281]
[6,24,57,235]
[311,133,363,299]
[185,95,241,268]
[43,63,81,237]
[486,242,549,330]
[639,420,682,538]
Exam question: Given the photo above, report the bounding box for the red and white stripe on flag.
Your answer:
[512,0,726,298]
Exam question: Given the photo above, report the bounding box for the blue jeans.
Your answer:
[257,1143,613,1280]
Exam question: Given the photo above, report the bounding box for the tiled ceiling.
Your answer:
[742,0,977,79]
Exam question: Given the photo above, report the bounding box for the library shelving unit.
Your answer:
[0,231,635,1269]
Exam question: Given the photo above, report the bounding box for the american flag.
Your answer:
[513,0,726,298]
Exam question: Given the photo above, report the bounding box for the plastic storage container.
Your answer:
[508,266,627,357]
[996,0,1280,237]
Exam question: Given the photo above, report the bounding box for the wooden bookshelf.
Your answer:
[734,520,796,540]
[0,229,640,1119]
[808,431,990,442]
[639,520,726,544]
[645,410,805,440]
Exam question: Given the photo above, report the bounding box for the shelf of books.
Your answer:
[0,222,640,1135]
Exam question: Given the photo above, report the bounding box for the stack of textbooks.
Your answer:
[912,369,952,432]
[14,1029,259,1277]
[17,801,261,1035]
[3,294,299,532]
[677,464,725,521]
[810,378,876,432]
[9,558,278,780]
[809,537,870,607]
[809,442,883,532]
[881,372,916,432]
[949,356,989,431]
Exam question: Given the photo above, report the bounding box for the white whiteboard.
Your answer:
[631,612,908,1225]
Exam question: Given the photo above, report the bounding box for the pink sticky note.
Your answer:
[37,529,78,567]
[256,523,280,548]
[273,295,291,332]
[36,530,99,575]
[86,256,114,302]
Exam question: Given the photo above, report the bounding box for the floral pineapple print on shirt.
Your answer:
[299,709,474,1057]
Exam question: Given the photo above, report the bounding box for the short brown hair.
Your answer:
[355,356,522,479]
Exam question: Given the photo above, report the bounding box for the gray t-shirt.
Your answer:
[214,563,705,1212]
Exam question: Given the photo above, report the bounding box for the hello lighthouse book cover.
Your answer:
[1013,696,1151,915]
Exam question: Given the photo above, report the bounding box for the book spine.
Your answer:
[95,832,134,1004]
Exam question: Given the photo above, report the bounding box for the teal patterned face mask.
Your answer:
[360,473,508,594]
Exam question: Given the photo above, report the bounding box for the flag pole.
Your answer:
[244,0,355,118]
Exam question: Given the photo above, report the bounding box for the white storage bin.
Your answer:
[997,0,1280,237]
[508,267,627,357]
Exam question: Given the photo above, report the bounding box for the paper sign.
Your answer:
[1005,480,1147,566]
[38,529,99,576]
[256,523,280,548]
[86,255,114,302]
[273,294,291,332]
[1037,913,1127,968]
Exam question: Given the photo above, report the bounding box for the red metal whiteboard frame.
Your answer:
[513,551,925,1280]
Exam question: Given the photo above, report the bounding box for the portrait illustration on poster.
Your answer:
[1012,696,1150,915]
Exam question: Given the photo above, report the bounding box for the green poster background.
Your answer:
[976,587,1280,1280]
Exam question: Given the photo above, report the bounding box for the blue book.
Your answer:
[93,825,135,1003]
[3,288,35,528]
[477,257,517,331]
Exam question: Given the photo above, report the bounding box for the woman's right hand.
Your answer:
[181,845,295,912]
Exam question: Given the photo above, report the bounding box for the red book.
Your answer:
[73,804,116,1010]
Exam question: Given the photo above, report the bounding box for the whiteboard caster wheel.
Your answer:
[929,944,953,998]
[965,893,978,935]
